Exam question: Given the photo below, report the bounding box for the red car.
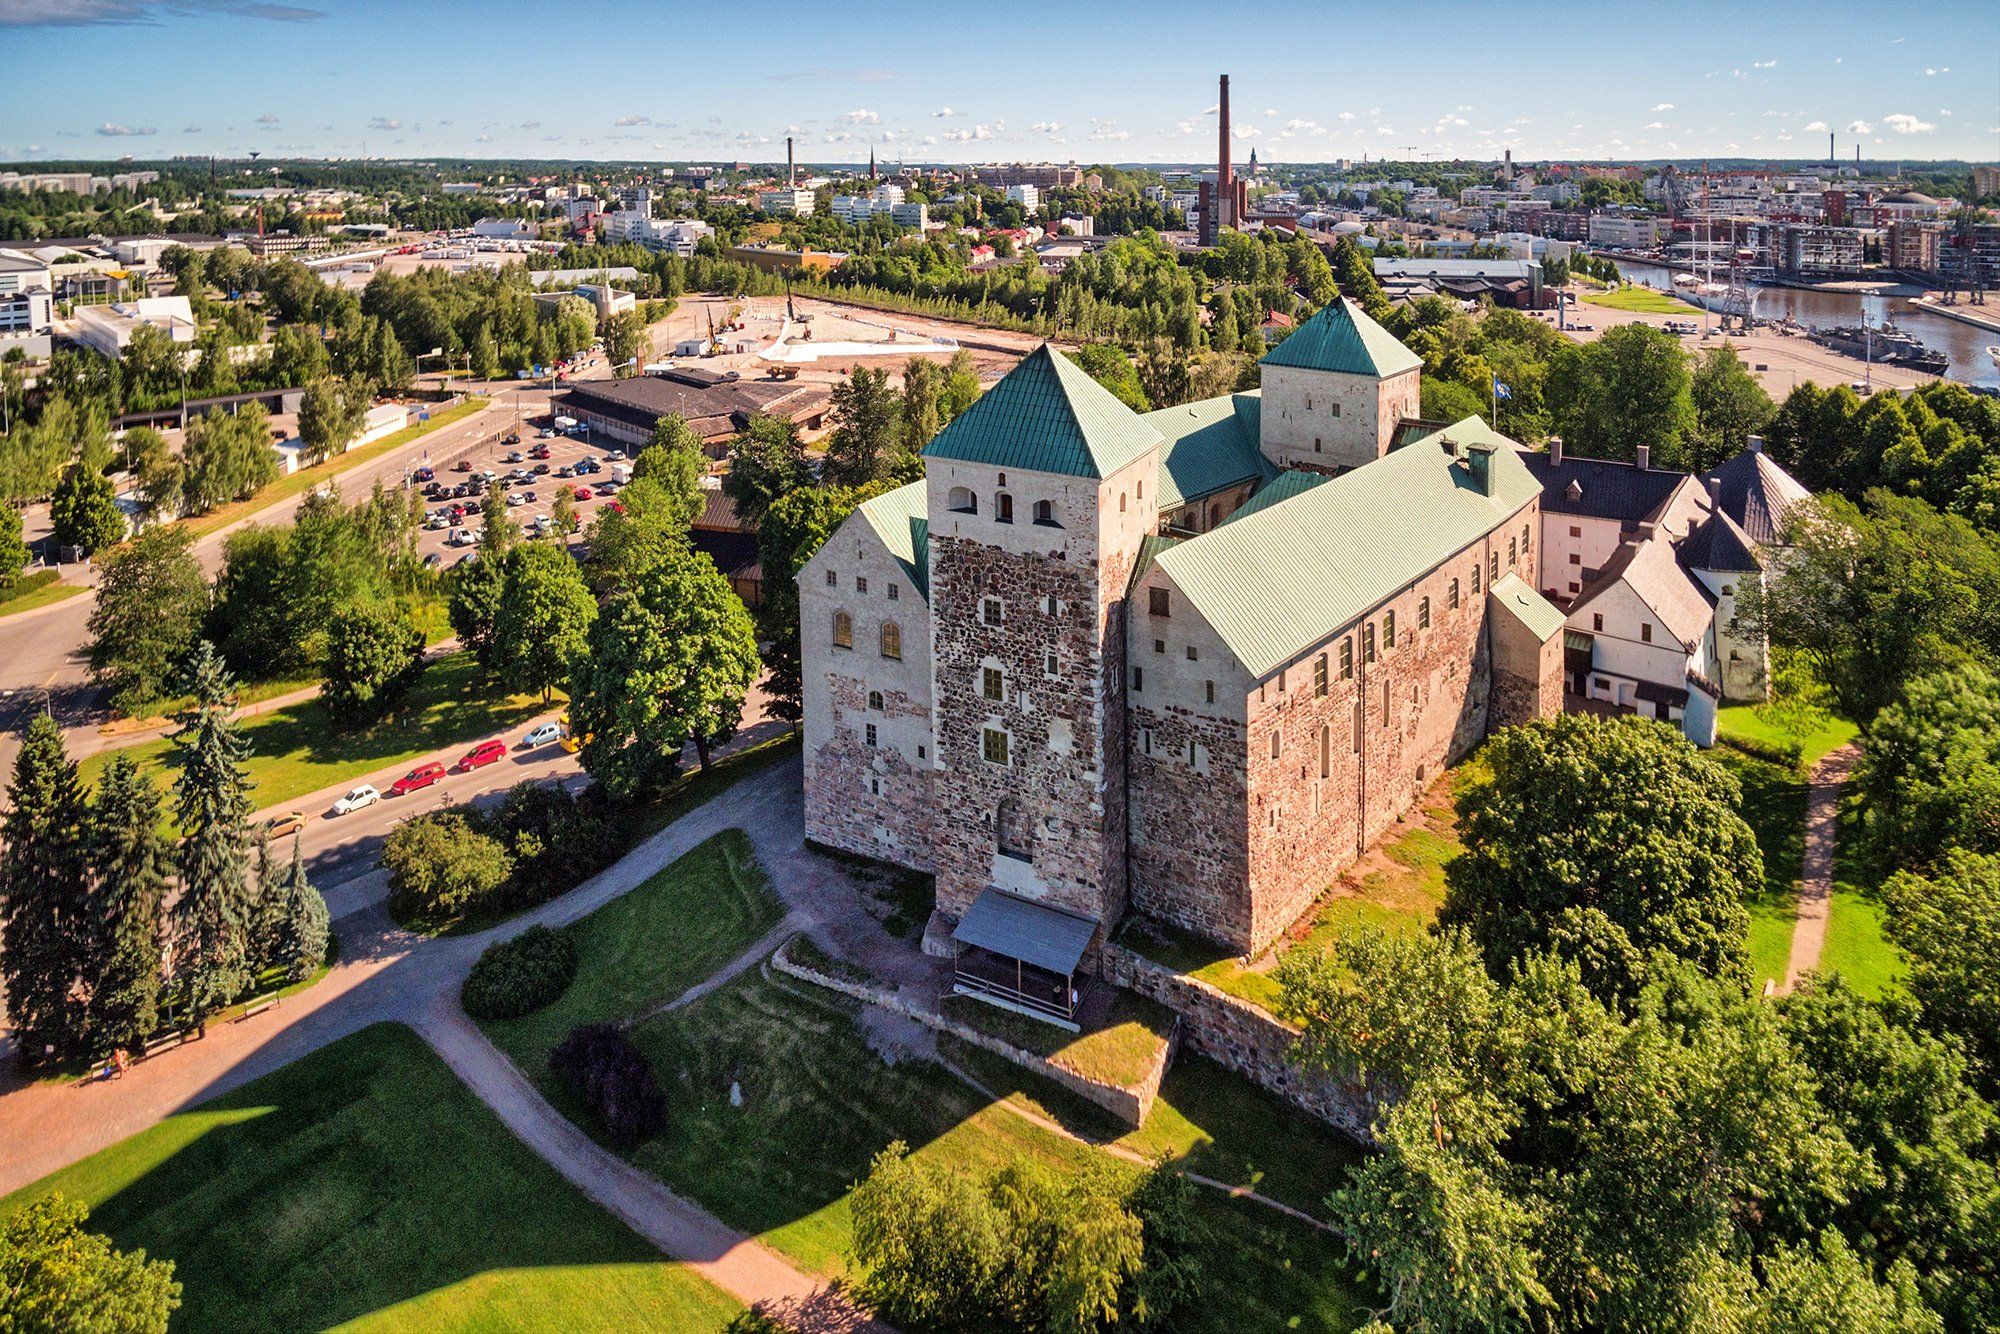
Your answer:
[388,762,446,796]
[571,486,593,502]
[454,739,506,772]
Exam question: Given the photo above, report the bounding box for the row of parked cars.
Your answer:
[327,720,570,817]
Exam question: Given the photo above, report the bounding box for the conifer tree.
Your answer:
[0,713,92,1063]
[275,834,329,984]
[87,754,168,1054]
[169,642,254,1033]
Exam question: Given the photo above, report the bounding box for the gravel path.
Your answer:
[1781,744,1860,994]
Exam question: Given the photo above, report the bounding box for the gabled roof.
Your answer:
[1519,449,1690,524]
[921,344,1163,479]
[1572,537,1716,648]
[854,481,930,599]
[1258,297,1423,379]
[1489,571,1567,642]
[1152,416,1541,678]
[1223,468,1329,523]
[1141,391,1278,509]
[952,888,1098,974]
[1678,509,1761,573]
[1702,446,1812,546]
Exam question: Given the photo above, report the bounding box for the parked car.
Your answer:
[572,486,594,502]
[531,462,550,475]
[605,499,624,515]
[505,450,524,463]
[505,492,525,507]
[447,527,474,547]
[555,464,575,478]
[504,433,522,445]
[332,785,380,815]
[603,448,626,462]
[389,762,447,796]
[454,739,507,772]
[422,552,443,570]
[263,810,310,839]
[520,721,563,749]
[412,466,435,482]
[453,460,473,472]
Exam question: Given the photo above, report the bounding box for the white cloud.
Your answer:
[1846,119,1872,134]
[255,112,279,125]
[1174,120,1193,135]
[1338,111,1356,122]
[932,106,955,117]
[1752,59,1777,68]
[95,122,155,136]
[368,116,401,131]
[1031,120,1061,134]
[842,108,879,125]
[1882,112,1934,134]
[1804,119,1828,131]
[1285,118,1317,131]
[475,132,491,143]
[1650,102,1675,112]
[1232,126,1257,139]
[1645,121,1667,130]
[1924,66,1949,75]
[1262,107,1278,117]
[614,114,650,127]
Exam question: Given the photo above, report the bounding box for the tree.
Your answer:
[757,484,873,723]
[720,415,813,528]
[271,833,329,984]
[601,309,646,375]
[1885,851,2000,1098]
[447,486,515,667]
[1749,1232,1942,1334]
[381,811,513,919]
[1438,714,1761,992]
[87,755,168,1056]
[320,601,426,724]
[1690,343,1776,472]
[569,541,760,798]
[168,642,255,1033]
[1065,345,1150,413]
[48,462,123,557]
[823,366,907,488]
[1421,377,1487,424]
[0,502,26,593]
[86,526,208,713]
[121,426,182,522]
[0,712,93,1063]
[1737,492,2000,723]
[180,403,278,513]
[549,484,578,538]
[296,374,369,465]
[1852,666,2000,874]
[0,1194,179,1334]
[898,356,945,453]
[1546,323,1697,467]
[493,543,596,702]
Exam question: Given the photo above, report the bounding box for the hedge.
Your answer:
[460,925,578,1021]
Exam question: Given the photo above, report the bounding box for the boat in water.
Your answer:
[1806,323,1950,375]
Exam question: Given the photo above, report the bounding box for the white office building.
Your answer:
[1005,183,1040,211]
[68,295,198,358]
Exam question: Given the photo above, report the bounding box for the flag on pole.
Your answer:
[1494,379,1513,402]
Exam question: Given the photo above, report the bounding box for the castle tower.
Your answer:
[919,346,1163,946]
[1256,298,1424,473]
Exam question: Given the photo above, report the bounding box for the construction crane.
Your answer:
[1942,175,1987,305]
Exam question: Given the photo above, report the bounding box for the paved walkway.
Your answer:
[1781,744,1860,994]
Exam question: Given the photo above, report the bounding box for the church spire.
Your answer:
[869,145,877,181]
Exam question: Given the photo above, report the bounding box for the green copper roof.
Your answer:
[1224,468,1328,523]
[855,481,930,599]
[1142,391,1278,509]
[1152,416,1542,677]
[1488,572,1567,641]
[921,344,1163,479]
[1258,297,1423,379]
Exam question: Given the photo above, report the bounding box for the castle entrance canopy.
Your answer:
[950,890,1096,1028]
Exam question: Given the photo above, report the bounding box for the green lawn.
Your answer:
[480,829,788,1075]
[1817,796,1906,999]
[0,569,88,618]
[1718,701,1859,772]
[79,649,551,818]
[938,989,1176,1089]
[1581,285,1695,315]
[623,969,1372,1331]
[1712,749,1808,992]
[0,1024,741,1333]
[182,397,488,540]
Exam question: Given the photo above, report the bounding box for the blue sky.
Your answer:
[2,0,1996,165]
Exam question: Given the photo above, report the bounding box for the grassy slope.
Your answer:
[0,1024,740,1334]
[937,990,1176,1089]
[78,649,551,817]
[625,970,1371,1331]
[1819,796,1905,998]
[1712,749,1809,992]
[481,829,787,1073]
[0,569,88,618]
[1717,703,1859,771]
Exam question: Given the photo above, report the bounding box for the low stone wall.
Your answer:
[1101,943,1374,1142]
[773,938,1172,1127]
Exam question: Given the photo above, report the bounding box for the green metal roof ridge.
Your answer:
[1152,417,1541,677]
[921,344,1163,479]
[1258,296,1423,379]
[1141,391,1275,509]
[855,481,930,598]
[1488,571,1567,641]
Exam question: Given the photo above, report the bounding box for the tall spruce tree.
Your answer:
[275,834,329,984]
[87,754,167,1055]
[0,713,93,1064]
[168,642,254,1032]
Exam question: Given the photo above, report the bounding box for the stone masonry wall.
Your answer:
[1102,942,1373,1141]
[803,672,936,872]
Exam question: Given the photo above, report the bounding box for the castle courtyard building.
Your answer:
[800,300,1567,1019]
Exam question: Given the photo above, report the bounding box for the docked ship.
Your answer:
[1807,323,1950,375]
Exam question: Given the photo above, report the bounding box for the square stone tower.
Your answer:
[920,346,1164,939]
[1256,297,1424,474]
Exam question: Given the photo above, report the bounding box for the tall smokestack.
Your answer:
[1829,130,1835,164]
[1218,74,1233,192]
[787,136,795,187]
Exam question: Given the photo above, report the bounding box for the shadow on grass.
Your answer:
[0,1024,739,1334]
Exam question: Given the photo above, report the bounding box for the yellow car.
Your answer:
[263,811,310,839]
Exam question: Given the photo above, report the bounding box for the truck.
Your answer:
[611,463,633,484]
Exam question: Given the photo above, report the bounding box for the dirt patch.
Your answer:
[856,1003,938,1069]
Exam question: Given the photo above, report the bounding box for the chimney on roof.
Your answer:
[1636,444,1651,471]
[1465,439,1496,495]
[1549,436,1563,467]
[1748,433,1764,454]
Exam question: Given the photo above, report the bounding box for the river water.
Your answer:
[1612,261,2000,390]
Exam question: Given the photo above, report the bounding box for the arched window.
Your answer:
[880,621,902,660]
[1320,724,1331,779]
[1340,637,1354,679]
[1033,499,1059,527]
[1508,537,1517,566]
[868,689,883,710]
[832,610,853,649]
[995,492,1014,524]
[947,486,977,514]
[1419,597,1431,629]
[1449,578,1461,609]
[1363,622,1377,663]
[1314,653,1328,696]
[1383,610,1396,648]
[997,796,1033,860]
[1471,563,1482,594]
[1521,523,1532,553]
[1270,730,1282,759]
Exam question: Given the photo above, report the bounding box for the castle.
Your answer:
[799,299,1571,1023]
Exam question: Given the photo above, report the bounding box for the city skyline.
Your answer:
[2,0,1997,165]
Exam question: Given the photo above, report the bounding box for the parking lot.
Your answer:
[406,406,632,566]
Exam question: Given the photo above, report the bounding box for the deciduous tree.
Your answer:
[493,543,596,703]
[320,601,425,724]
[296,373,369,465]
[87,526,207,713]
[0,1194,180,1334]
[49,461,123,556]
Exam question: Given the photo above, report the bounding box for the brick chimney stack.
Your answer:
[1218,74,1233,197]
